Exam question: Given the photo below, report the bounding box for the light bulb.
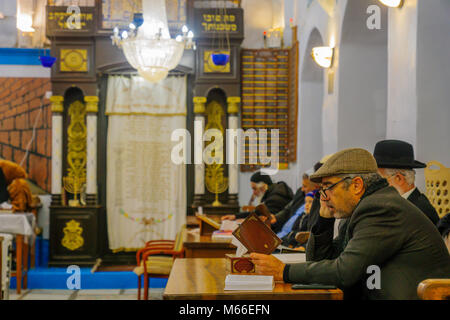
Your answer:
[175,35,183,42]
[129,23,136,30]
[378,0,403,7]
[182,25,188,34]
[187,31,194,39]
[121,31,128,39]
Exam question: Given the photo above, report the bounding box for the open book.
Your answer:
[224,274,274,291]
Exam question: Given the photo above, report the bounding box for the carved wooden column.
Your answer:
[193,96,206,206]
[227,97,240,205]
[50,95,64,205]
[84,96,98,205]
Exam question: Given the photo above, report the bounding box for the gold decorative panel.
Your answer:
[61,220,84,251]
[63,100,87,206]
[60,49,88,72]
[204,101,228,206]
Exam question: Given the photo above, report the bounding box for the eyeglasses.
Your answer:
[319,176,352,199]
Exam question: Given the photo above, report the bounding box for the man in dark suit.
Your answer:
[221,171,293,221]
[373,140,440,225]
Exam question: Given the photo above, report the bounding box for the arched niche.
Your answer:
[62,86,87,205]
[299,28,325,174]
[203,88,230,205]
[338,0,388,151]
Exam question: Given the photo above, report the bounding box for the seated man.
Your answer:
[373,139,440,225]
[268,170,320,235]
[222,170,293,221]
[0,159,33,212]
[250,148,450,300]
[281,191,316,250]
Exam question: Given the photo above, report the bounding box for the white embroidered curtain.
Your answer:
[105,75,186,252]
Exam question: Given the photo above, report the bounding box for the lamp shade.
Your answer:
[211,53,230,66]
[39,56,57,68]
[311,46,334,68]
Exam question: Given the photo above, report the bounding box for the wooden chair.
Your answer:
[417,279,450,300]
[424,161,450,218]
[134,225,186,300]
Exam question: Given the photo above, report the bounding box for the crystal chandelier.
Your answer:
[111,0,194,83]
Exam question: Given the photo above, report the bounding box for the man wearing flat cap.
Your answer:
[373,139,440,225]
[250,148,450,300]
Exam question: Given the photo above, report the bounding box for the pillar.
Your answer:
[193,96,206,206]
[84,96,99,205]
[227,96,240,205]
[50,95,64,205]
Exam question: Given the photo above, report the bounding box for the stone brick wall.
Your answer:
[0,77,52,192]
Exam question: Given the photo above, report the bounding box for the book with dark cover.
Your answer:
[232,211,281,254]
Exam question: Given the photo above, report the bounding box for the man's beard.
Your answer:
[253,194,264,206]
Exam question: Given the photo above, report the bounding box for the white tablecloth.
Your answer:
[0,212,36,245]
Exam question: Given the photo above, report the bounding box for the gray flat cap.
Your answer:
[309,148,378,183]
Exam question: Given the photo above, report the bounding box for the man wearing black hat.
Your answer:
[373,139,440,225]
[221,170,293,221]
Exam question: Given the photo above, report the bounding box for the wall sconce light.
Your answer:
[378,0,403,8]
[311,46,334,68]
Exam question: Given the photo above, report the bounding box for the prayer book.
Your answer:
[224,274,274,291]
[272,253,306,264]
[232,211,281,255]
[211,230,234,241]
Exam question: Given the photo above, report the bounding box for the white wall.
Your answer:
[386,0,418,145]
[386,0,450,191]
[338,0,388,152]
[0,0,17,47]
[241,0,285,48]
[298,28,324,176]
[415,0,450,188]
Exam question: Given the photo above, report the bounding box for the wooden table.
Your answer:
[184,231,236,258]
[163,258,343,300]
[0,212,35,294]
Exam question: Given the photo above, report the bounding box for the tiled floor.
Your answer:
[6,288,164,300]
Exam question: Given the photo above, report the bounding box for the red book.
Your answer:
[232,211,281,255]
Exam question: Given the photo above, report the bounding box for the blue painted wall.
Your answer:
[0,48,50,65]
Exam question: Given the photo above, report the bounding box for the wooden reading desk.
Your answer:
[163,258,343,300]
[184,230,236,258]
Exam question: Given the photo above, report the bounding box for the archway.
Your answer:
[338,0,388,151]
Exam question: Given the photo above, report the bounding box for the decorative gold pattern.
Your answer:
[193,97,207,114]
[204,101,228,206]
[50,96,64,113]
[84,96,99,113]
[227,96,240,114]
[60,49,88,72]
[61,219,84,251]
[204,50,231,73]
[63,100,87,206]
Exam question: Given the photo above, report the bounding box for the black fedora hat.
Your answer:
[373,140,426,169]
